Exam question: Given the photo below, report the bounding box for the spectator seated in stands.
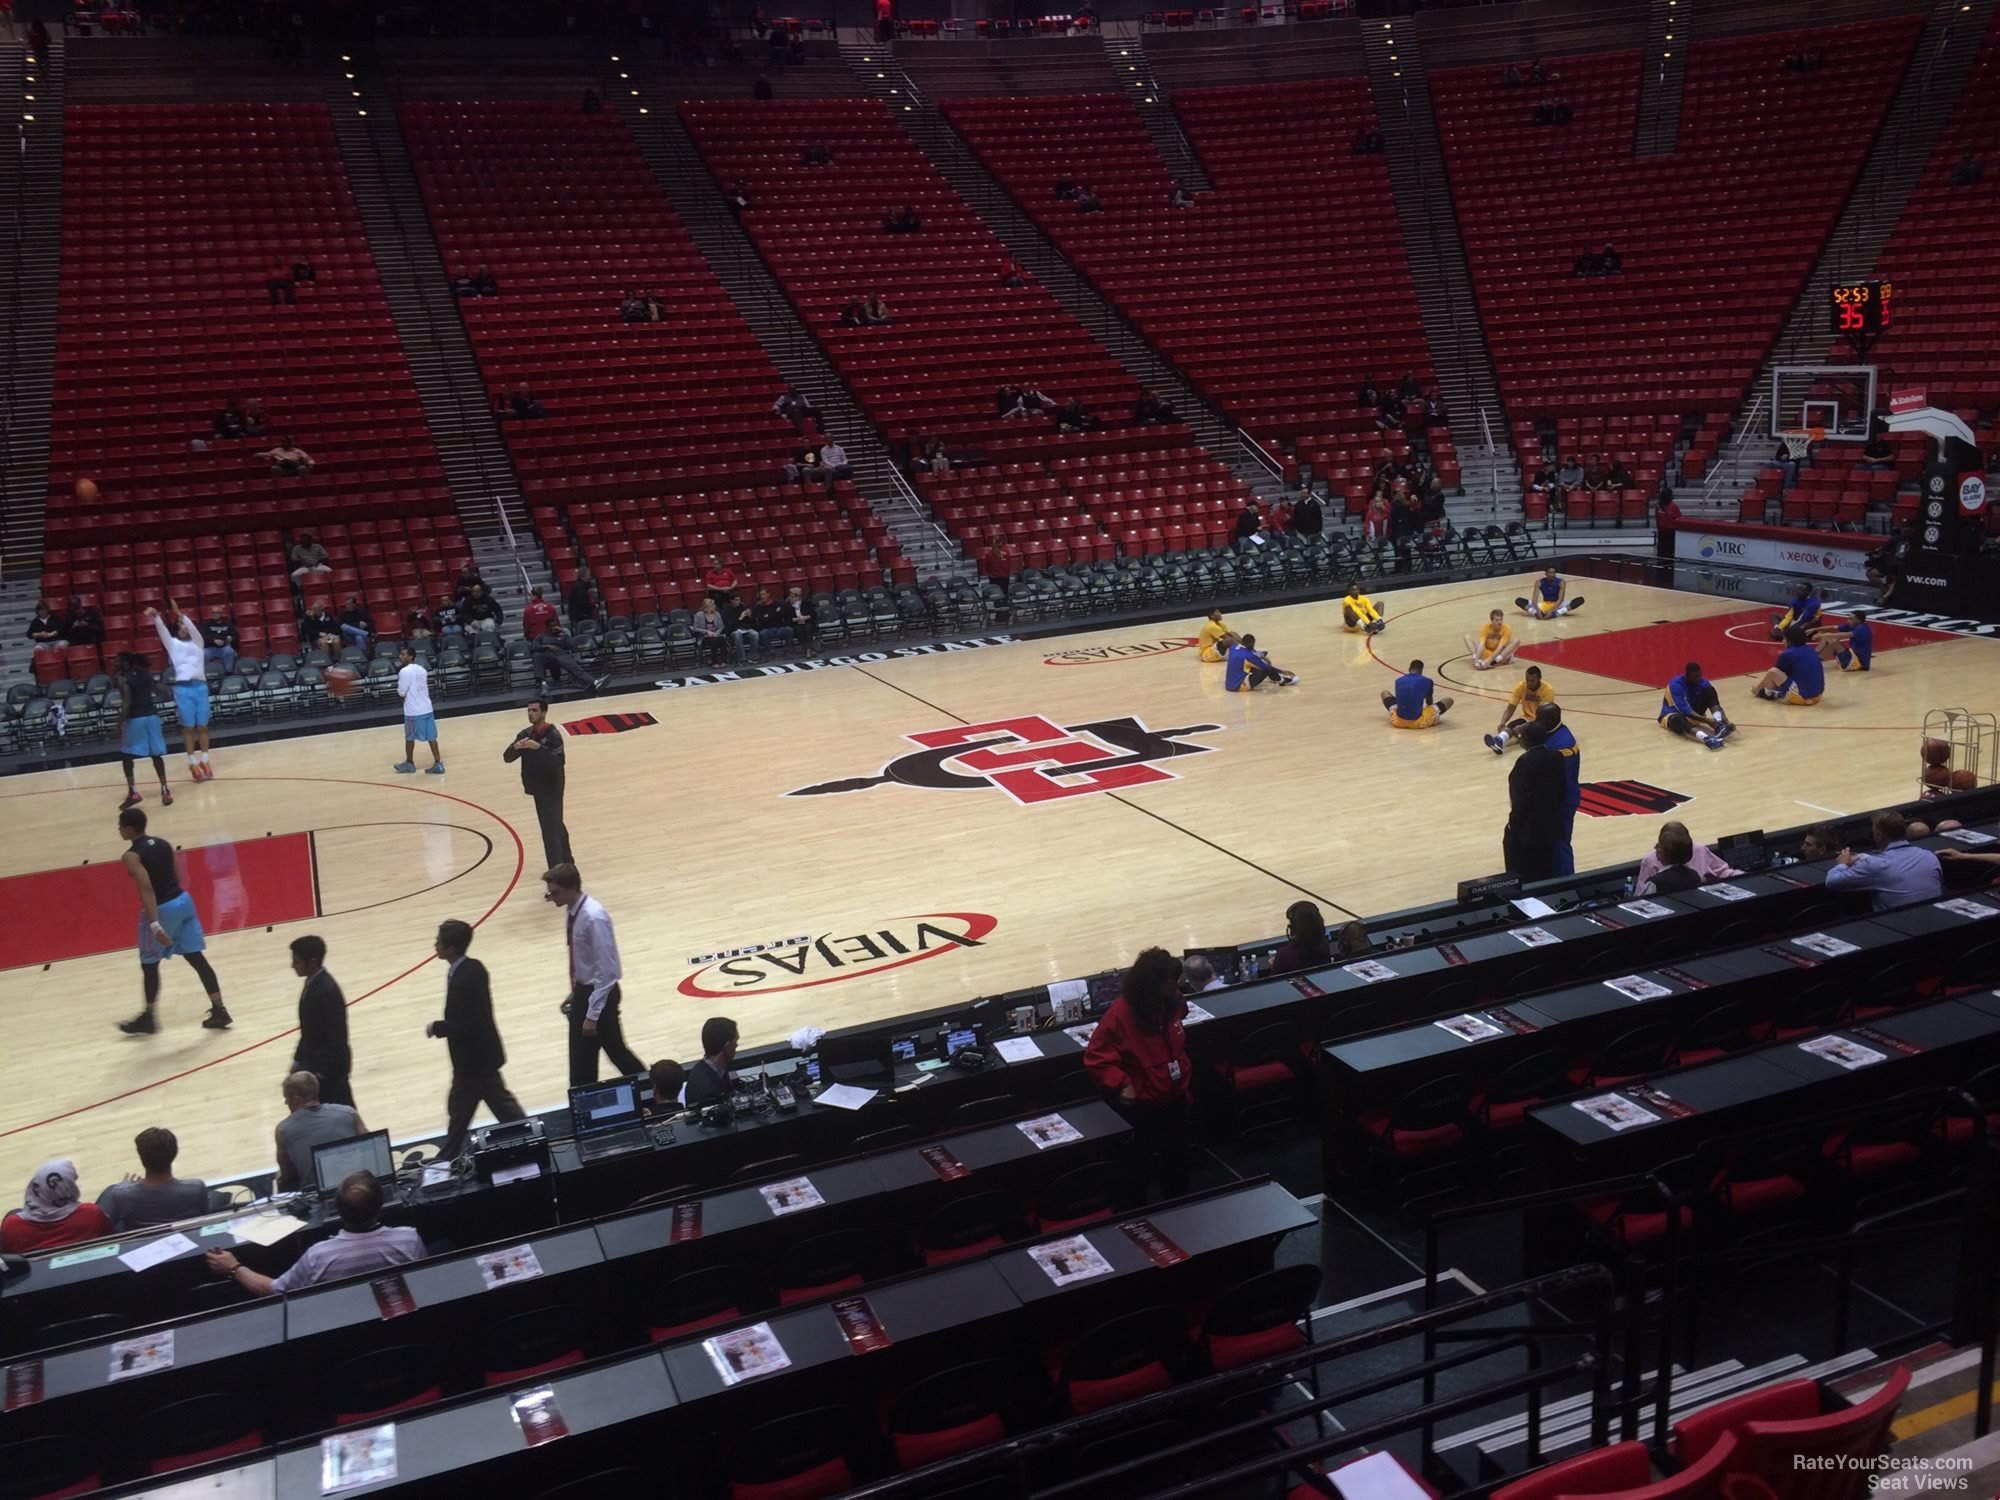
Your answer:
[241,397,266,437]
[1335,921,1372,959]
[726,179,753,213]
[884,202,923,233]
[27,597,67,647]
[405,606,435,640]
[532,622,606,695]
[1952,152,1984,186]
[1597,242,1621,274]
[748,586,795,654]
[1270,900,1331,975]
[839,295,868,327]
[65,597,103,647]
[1635,821,1739,893]
[1170,180,1195,208]
[1554,454,1585,498]
[923,437,951,473]
[1783,48,1825,72]
[1056,396,1099,433]
[259,436,314,476]
[1356,375,1379,410]
[461,583,503,637]
[206,1171,423,1295]
[1825,810,1943,912]
[266,259,299,304]
[1860,420,1896,467]
[1134,390,1176,426]
[1182,955,1222,993]
[432,597,464,636]
[1423,387,1448,425]
[2,1159,113,1254]
[772,384,818,430]
[621,289,663,322]
[292,256,317,284]
[1573,249,1601,277]
[290,531,331,580]
[301,600,341,653]
[1637,823,1708,895]
[97,1126,213,1233]
[998,383,1031,420]
[691,597,729,666]
[1351,124,1383,154]
[203,607,238,674]
[783,586,818,650]
[1075,185,1104,213]
[452,559,484,603]
[1603,454,1632,489]
[1528,58,1553,84]
[862,292,892,324]
[785,447,825,486]
[1001,256,1028,288]
[820,437,852,481]
[1398,372,1422,403]
[647,1060,687,1116]
[213,397,248,439]
[1019,381,1057,414]
[704,555,741,611]
[1532,98,1572,126]
[508,384,547,419]
[1502,62,1522,87]
[1581,453,1610,492]
[1054,174,1078,200]
[1772,436,1815,487]
[338,597,374,653]
[802,140,832,166]
[521,586,558,641]
[453,263,500,298]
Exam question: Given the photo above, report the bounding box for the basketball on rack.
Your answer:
[1951,770,1979,791]
[1922,738,1952,766]
[325,665,359,697]
[1923,765,1950,789]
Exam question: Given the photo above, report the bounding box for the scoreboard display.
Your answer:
[1830,280,1892,338]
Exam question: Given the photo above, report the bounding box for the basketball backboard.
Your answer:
[1770,364,1878,441]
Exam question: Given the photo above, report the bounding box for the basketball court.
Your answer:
[3,570,1990,1193]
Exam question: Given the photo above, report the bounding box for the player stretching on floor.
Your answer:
[117,806,231,1034]
[1464,610,1517,671]
[1225,634,1297,691]
[1197,607,1240,663]
[150,601,214,781]
[1812,617,1873,672]
[1484,665,1556,754]
[1384,659,1452,728]
[1516,565,1583,619]
[1770,583,1822,641]
[115,651,173,811]
[1659,662,1735,750]
[1342,581,1385,635]
[1753,627,1826,705]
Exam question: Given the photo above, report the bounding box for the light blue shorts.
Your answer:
[121,715,168,758]
[174,681,211,729]
[405,713,438,742]
[139,891,206,962]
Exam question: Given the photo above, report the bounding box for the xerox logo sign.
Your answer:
[678,914,998,996]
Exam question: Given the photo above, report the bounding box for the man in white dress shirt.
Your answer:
[150,602,215,781]
[544,862,645,1085]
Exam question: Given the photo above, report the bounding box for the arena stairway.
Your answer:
[1682,0,1996,518]
[1358,19,1525,524]
[621,65,973,583]
[839,40,1296,521]
[1633,0,1688,156]
[1100,30,1214,195]
[327,67,532,548]
[0,30,66,580]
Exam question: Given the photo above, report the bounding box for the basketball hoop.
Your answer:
[1779,426,1825,460]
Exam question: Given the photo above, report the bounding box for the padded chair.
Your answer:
[887,1360,1015,1470]
[916,1190,1021,1266]
[1671,1367,1908,1497]
[646,1264,746,1343]
[773,1228,884,1304]
[479,1303,589,1386]
[1491,1433,1738,1500]
[1032,1160,1123,1233]
[1356,1073,1474,1164]
[0,1434,104,1500]
[1471,1049,1567,1133]
[1198,1263,1320,1371]
[849,1124,922,1154]
[1568,1024,1675,1089]
[946,1094,1021,1132]
[139,1392,265,1475]
[1060,1305,1184,1414]
[724,1405,861,1500]
[326,1344,446,1424]
[1675,1003,1757,1067]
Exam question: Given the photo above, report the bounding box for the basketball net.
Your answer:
[1779,426,1825,460]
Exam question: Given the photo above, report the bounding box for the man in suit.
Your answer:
[504,698,571,869]
[427,920,526,1159]
[289,936,353,1109]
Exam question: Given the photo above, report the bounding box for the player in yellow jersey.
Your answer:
[1196,607,1240,664]
[1463,609,1517,671]
[1342,581,1385,634]
[1483,665,1556,754]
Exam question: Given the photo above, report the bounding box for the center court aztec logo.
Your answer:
[1043,638,1200,666]
[1577,781,1691,819]
[787,714,1226,805]
[680,914,998,997]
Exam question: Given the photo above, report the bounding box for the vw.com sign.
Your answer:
[1675,529,1873,583]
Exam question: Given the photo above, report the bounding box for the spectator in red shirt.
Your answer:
[1084,947,1193,1201]
[705,556,741,613]
[1,1159,114,1254]
[521,586,559,642]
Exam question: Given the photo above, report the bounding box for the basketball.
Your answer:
[74,477,99,503]
[1922,766,1950,788]
[325,665,359,697]
[1951,769,1978,791]
[1922,739,1952,766]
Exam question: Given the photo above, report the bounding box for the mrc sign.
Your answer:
[1675,530,1874,584]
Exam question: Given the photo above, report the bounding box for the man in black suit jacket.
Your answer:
[427,920,526,1159]
[289,936,353,1108]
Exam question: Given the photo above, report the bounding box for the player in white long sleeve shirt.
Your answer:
[151,601,216,781]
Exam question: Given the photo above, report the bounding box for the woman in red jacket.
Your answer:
[1084,948,1193,1202]
[1,1159,113,1255]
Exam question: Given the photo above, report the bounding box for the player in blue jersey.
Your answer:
[1382,659,1453,728]
[1769,583,1822,640]
[1223,634,1296,692]
[1515,565,1583,619]
[1811,617,1873,672]
[1753,627,1826,705]
[1535,704,1581,874]
[1658,662,1734,750]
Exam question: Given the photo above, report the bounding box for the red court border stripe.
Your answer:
[0,775,526,1142]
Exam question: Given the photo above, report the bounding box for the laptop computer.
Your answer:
[312,1130,396,1199]
[569,1079,650,1162]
